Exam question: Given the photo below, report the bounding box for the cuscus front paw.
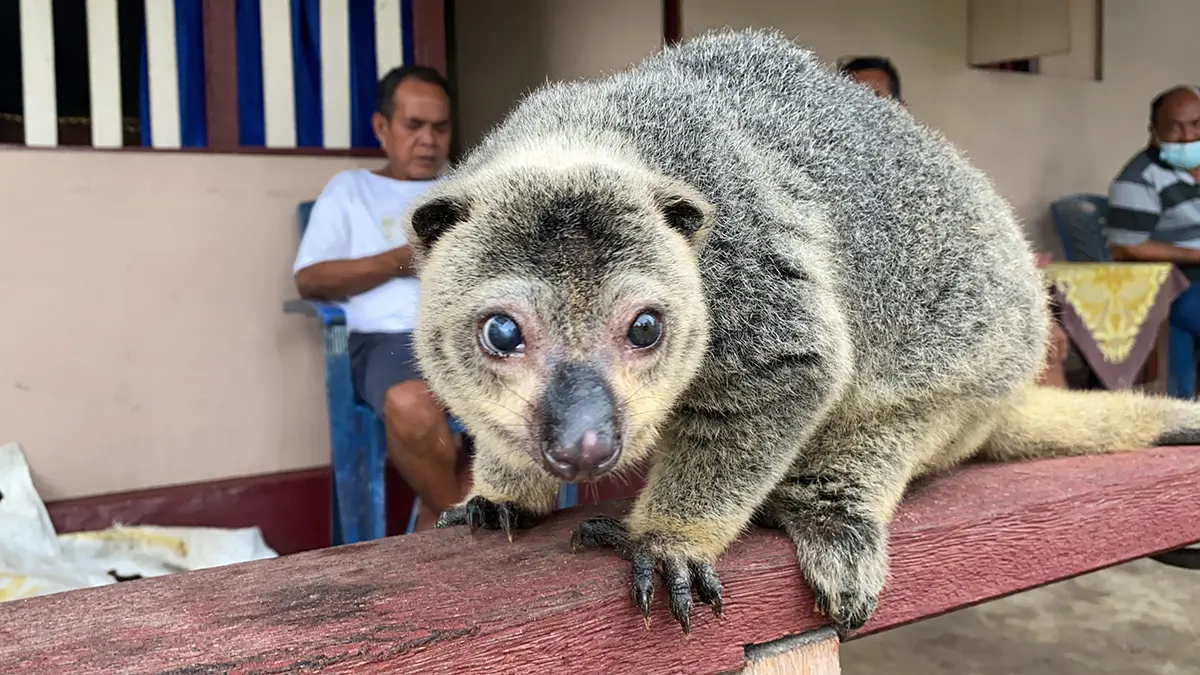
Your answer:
[779,512,887,639]
[570,515,723,635]
[435,495,544,542]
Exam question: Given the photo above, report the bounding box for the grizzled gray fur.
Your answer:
[407,28,1200,637]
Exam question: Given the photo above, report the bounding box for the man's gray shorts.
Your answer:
[349,331,423,416]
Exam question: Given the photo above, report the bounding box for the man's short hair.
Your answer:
[838,56,902,100]
[376,65,453,119]
[1150,85,1200,128]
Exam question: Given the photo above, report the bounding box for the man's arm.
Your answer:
[1104,179,1200,264]
[1110,240,1200,265]
[295,245,414,302]
[292,173,418,302]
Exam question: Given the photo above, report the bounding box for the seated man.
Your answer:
[293,65,468,529]
[1106,85,1200,397]
[839,56,904,103]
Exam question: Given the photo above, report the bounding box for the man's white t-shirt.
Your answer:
[293,168,439,334]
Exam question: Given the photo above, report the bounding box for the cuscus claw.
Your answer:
[571,515,724,635]
[436,495,544,541]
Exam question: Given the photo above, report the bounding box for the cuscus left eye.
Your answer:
[627,311,663,349]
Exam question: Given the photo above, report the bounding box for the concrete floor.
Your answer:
[842,558,1199,675]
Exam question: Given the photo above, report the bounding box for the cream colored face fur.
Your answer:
[404,161,715,481]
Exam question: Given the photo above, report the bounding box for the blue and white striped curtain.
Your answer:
[137,0,413,149]
[138,0,206,148]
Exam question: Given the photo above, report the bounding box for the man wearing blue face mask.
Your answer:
[1106,85,1200,397]
[1107,86,1200,269]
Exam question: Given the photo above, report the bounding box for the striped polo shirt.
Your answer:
[1105,146,1200,249]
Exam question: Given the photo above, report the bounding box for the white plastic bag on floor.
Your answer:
[0,441,277,602]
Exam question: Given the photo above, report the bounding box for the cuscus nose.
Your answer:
[543,428,616,480]
[538,362,622,481]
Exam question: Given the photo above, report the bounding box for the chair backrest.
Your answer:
[297,200,316,238]
[1048,193,1113,262]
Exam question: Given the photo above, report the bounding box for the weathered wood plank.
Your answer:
[318,0,351,149]
[45,466,639,557]
[18,0,57,147]
[200,0,240,152]
[4,447,1199,675]
[743,628,840,674]
[85,0,124,148]
[144,0,181,148]
[663,0,682,45]
[259,0,297,148]
[411,0,446,76]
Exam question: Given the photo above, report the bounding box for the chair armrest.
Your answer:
[283,298,346,327]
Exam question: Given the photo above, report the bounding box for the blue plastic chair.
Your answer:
[1049,193,1114,262]
[1048,193,1195,398]
[284,200,577,546]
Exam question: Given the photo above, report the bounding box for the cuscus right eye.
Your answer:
[480,314,525,356]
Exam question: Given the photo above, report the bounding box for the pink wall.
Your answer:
[0,149,376,499]
[8,0,1200,499]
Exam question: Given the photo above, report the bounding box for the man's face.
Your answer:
[1154,89,1200,145]
[848,68,895,100]
[374,78,452,180]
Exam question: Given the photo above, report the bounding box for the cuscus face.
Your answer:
[403,161,714,482]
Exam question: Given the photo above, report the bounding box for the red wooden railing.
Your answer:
[3,446,1197,674]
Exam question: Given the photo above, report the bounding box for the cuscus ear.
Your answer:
[651,177,715,247]
[407,194,471,253]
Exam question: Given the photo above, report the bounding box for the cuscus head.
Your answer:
[402,153,715,482]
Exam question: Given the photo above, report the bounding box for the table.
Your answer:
[1041,262,1190,390]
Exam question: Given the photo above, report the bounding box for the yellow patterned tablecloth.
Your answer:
[1041,262,1188,389]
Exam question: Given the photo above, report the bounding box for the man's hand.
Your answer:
[295,245,415,301]
[379,244,415,277]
